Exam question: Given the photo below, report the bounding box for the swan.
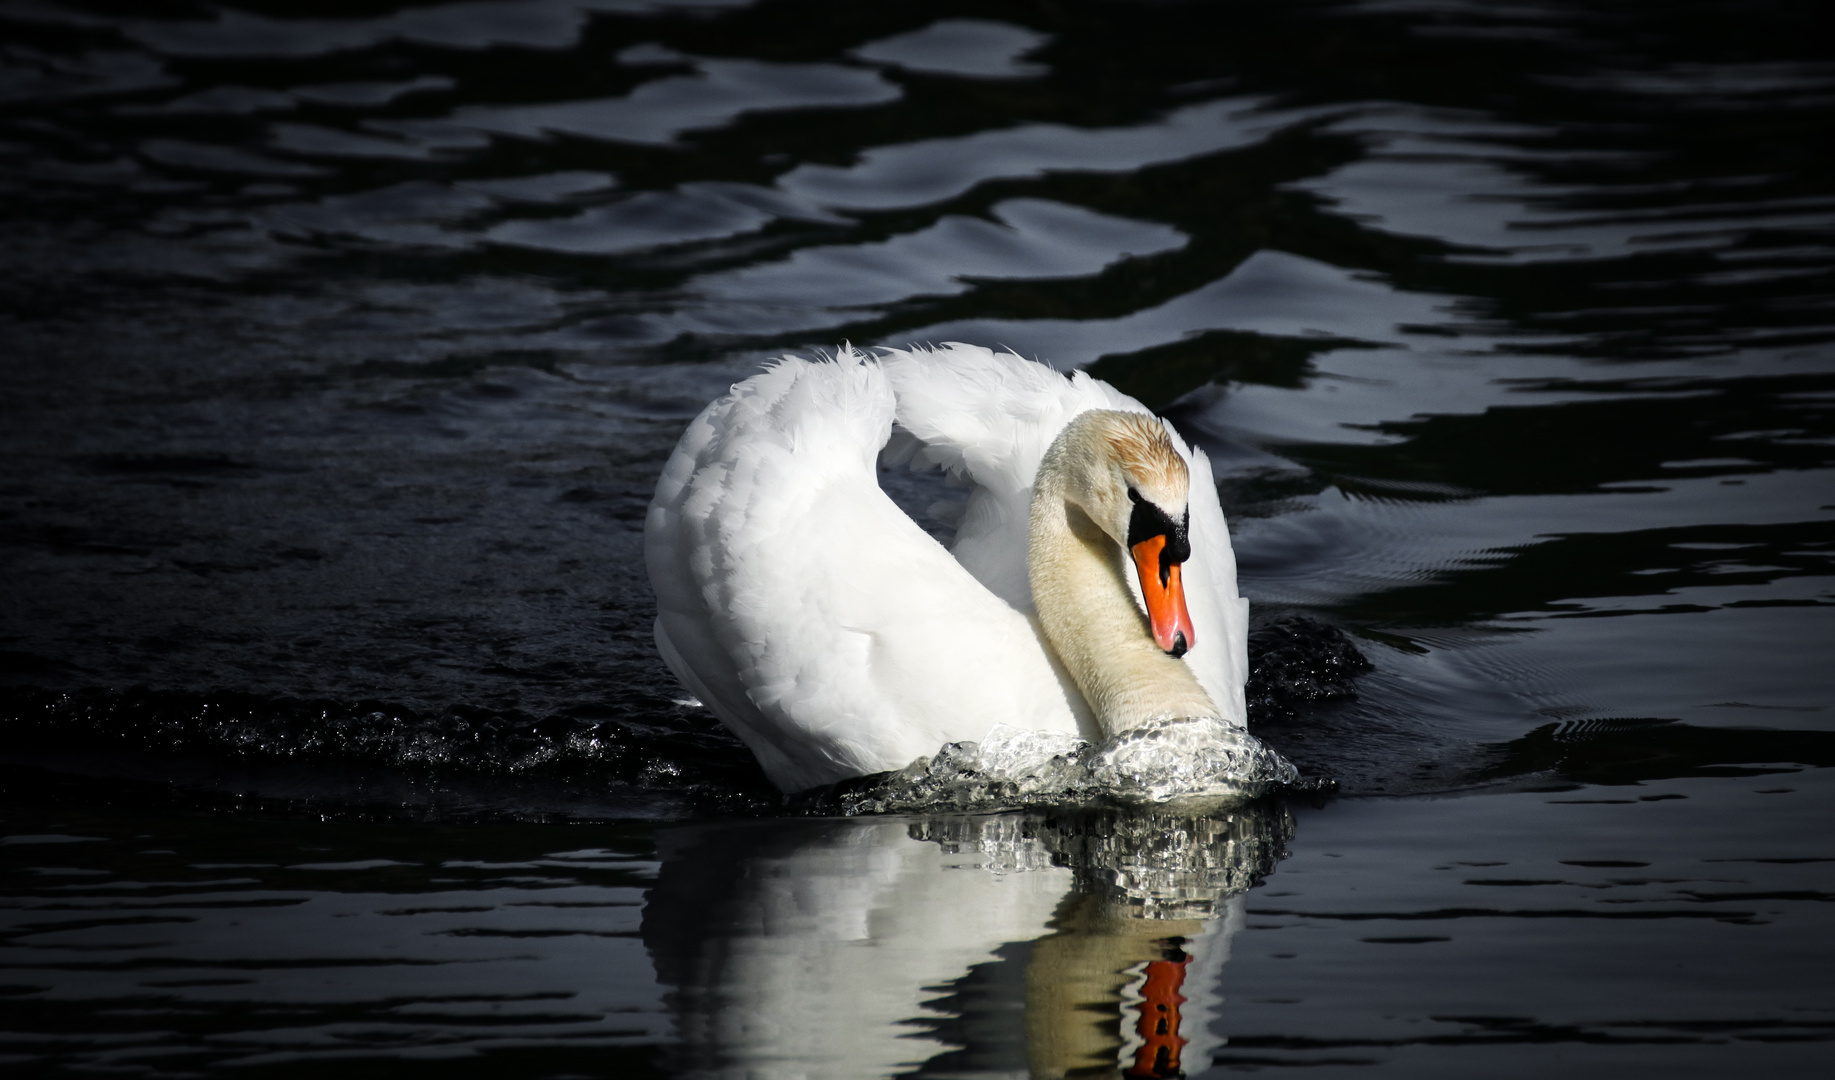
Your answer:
[645,342,1249,793]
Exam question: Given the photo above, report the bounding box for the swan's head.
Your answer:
[1046,410,1197,658]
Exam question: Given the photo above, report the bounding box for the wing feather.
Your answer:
[646,347,1087,792]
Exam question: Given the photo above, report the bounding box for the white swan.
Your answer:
[645,343,1249,793]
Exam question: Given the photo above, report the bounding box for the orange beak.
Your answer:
[1129,533,1196,657]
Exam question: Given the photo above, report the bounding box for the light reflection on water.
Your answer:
[0,798,1289,1077]
[6,777,1832,1077]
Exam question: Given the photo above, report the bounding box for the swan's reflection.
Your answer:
[643,801,1292,1078]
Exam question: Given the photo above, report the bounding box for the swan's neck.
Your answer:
[1028,472,1219,737]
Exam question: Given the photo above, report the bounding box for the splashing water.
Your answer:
[804,718,1302,814]
[1092,717,1302,802]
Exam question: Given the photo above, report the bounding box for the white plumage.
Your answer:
[645,343,1248,792]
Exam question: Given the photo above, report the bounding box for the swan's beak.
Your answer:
[1129,534,1196,658]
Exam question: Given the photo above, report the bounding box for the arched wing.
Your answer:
[645,348,1087,792]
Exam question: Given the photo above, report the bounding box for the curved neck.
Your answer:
[1028,440,1219,736]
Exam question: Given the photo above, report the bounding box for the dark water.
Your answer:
[2,0,1831,1075]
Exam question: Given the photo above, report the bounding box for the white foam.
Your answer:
[833,717,1299,813]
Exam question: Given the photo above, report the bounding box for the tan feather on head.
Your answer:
[1101,412,1189,513]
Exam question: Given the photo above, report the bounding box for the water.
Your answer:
[1,0,1830,1074]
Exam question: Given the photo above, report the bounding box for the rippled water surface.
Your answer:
[2,0,1831,1075]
